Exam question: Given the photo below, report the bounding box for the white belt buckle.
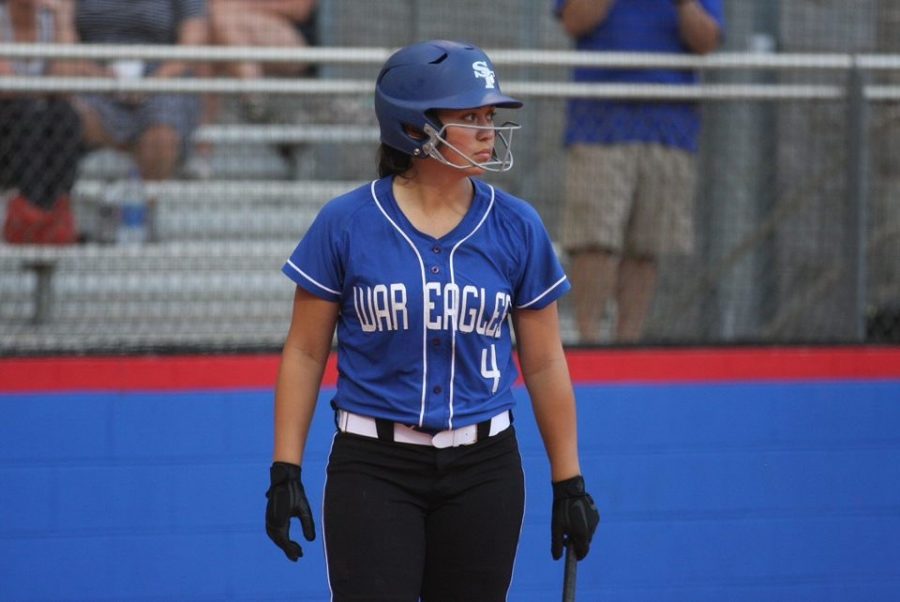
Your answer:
[432,425,477,448]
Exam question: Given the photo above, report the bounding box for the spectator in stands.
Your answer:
[56,0,208,182]
[1,0,84,244]
[207,0,317,122]
[210,0,317,81]
[181,1,316,178]
[554,0,724,343]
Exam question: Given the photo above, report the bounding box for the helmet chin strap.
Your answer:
[420,122,520,172]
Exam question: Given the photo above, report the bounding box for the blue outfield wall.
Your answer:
[1,379,900,601]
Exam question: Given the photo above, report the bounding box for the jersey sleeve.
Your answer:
[282,202,345,303]
[701,0,726,31]
[552,0,566,17]
[513,203,571,310]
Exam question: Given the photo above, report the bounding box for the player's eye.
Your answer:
[463,111,495,125]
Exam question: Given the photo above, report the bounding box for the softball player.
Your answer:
[265,40,599,601]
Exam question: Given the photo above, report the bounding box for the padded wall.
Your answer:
[1,350,899,600]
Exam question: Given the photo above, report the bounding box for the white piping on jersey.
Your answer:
[368,180,430,428]
[322,431,338,601]
[285,259,341,296]
[516,274,568,309]
[446,184,496,430]
[506,462,528,602]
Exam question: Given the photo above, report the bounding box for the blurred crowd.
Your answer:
[0,0,726,346]
[0,1,895,345]
[0,0,317,244]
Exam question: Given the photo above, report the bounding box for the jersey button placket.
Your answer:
[426,244,450,416]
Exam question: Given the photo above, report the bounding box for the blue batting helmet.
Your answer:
[374,40,523,157]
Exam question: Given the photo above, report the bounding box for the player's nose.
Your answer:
[475,124,495,140]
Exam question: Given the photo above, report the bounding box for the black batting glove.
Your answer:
[265,462,316,561]
[551,475,600,561]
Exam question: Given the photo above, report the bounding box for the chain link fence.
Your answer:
[1,0,898,354]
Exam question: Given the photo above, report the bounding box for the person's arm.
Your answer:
[514,301,600,561]
[273,286,339,465]
[153,16,209,78]
[45,0,111,77]
[512,302,581,482]
[558,0,616,39]
[264,286,335,562]
[675,0,721,55]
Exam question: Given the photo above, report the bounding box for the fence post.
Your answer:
[24,260,57,325]
[846,58,870,342]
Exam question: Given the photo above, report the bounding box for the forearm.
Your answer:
[48,59,111,77]
[559,0,616,39]
[47,0,105,76]
[46,57,107,77]
[272,343,328,465]
[526,358,583,482]
[514,305,583,481]
[676,0,721,54]
[155,17,209,78]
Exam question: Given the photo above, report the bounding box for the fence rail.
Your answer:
[3,46,900,100]
[4,43,900,70]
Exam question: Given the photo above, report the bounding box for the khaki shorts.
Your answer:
[560,143,697,257]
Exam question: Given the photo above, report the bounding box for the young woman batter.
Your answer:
[265,40,599,602]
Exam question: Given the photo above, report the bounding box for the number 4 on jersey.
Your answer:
[481,344,501,393]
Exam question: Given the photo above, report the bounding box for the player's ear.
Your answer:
[403,124,427,140]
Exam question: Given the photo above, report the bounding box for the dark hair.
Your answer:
[377,143,414,178]
[377,112,440,177]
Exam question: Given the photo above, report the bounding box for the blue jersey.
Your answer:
[554,0,725,151]
[283,176,570,431]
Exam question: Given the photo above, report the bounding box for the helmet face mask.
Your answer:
[420,121,521,172]
[375,40,523,172]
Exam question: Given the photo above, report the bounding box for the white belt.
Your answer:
[337,409,511,449]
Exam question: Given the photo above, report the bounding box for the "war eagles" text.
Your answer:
[353,283,511,338]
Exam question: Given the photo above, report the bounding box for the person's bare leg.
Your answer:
[569,249,619,344]
[243,13,308,76]
[71,100,117,148]
[210,1,307,79]
[131,125,180,242]
[133,125,180,181]
[615,256,657,343]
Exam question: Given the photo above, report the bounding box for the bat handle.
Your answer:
[562,540,578,602]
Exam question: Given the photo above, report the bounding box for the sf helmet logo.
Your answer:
[472,61,496,89]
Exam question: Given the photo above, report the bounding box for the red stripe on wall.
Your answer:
[0,354,331,393]
[563,346,900,383]
[0,347,898,393]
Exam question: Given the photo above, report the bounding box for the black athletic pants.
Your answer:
[323,427,525,602]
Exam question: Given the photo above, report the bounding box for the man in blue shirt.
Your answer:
[555,0,724,343]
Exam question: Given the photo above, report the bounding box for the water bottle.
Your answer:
[96,185,120,244]
[116,167,148,244]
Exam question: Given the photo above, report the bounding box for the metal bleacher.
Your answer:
[0,114,376,354]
